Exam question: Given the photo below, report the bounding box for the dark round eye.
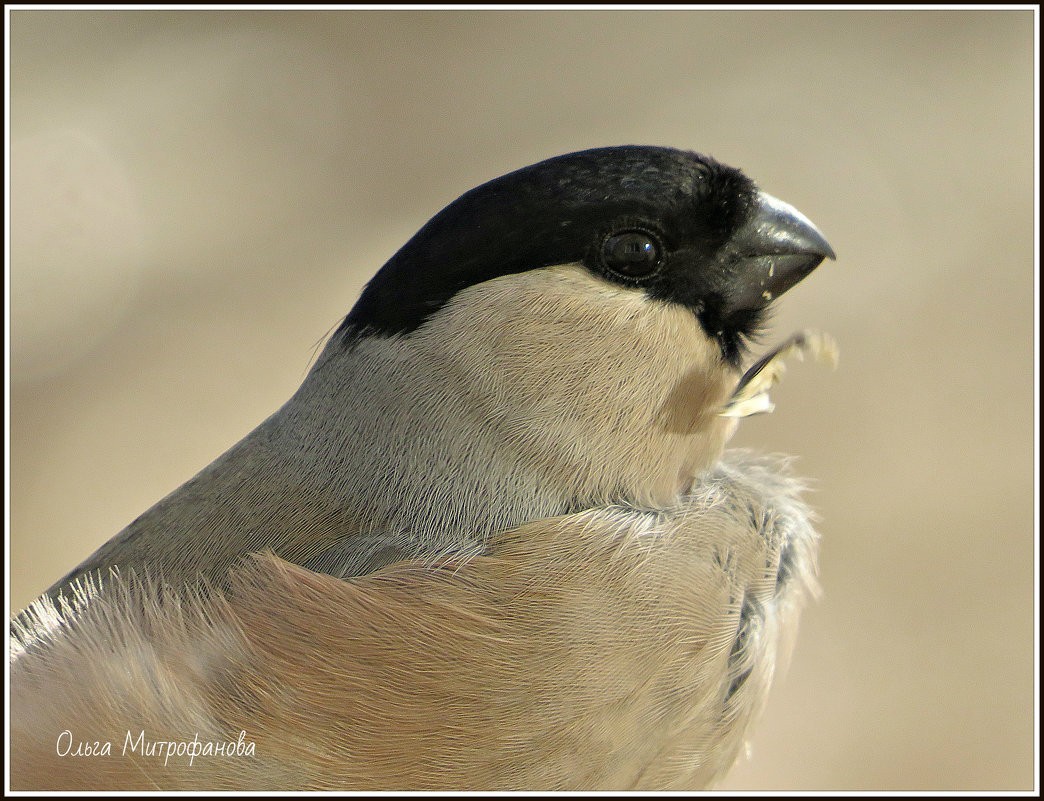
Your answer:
[601,230,662,279]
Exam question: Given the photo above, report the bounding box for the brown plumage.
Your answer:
[12,452,817,791]
[10,146,836,789]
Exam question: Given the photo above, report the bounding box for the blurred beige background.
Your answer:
[8,9,1036,792]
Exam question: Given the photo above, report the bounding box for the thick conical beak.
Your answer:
[722,191,835,314]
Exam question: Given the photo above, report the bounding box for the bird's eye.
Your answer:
[601,230,662,279]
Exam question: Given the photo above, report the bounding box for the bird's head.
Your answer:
[339,145,832,365]
[313,146,834,507]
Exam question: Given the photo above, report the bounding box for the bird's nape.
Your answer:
[12,145,836,791]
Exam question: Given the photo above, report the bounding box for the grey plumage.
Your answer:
[12,451,817,791]
[40,266,740,597]
[11,146,835,790]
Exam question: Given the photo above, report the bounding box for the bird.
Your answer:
[10,145,836,791]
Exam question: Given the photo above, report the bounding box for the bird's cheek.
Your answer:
[653,367,736,436]
[652,368,740,495]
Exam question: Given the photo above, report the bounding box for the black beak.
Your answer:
[721,191,835,315]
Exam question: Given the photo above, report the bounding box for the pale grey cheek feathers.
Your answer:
[10,145,835,790]
[283,264,738,577]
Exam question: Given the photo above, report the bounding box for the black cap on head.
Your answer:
[339,146,833,365]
